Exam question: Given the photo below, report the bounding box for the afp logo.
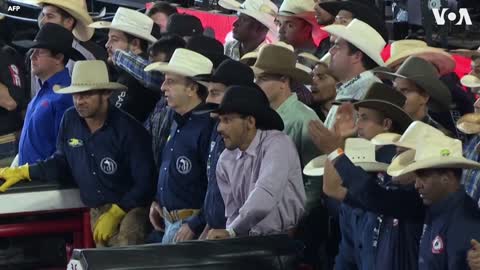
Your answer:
[432,8,472,26]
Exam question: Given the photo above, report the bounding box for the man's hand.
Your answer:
[149,201,164,232]
[323,159,347,201]
[174,223,195,242]
[309,120,343,154]
[93,204,126,244]
[468,239,480,270]
[206,229,231,240]
[0,164,31,192]
[0,83,17,111]
[333,103,357,138]
[198,224,211,240]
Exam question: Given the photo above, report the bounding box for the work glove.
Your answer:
[0,164,31,192]
[93,204,126,244]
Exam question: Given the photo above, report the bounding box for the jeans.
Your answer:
[162,219,183,244]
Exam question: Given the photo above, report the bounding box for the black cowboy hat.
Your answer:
[186,35,230,69]
[213,85,284,131]
[354,82,413,133]
[13,23,84,61]
[193,59,255,87]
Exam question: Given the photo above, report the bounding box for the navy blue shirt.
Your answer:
[19,68,72,165]
[156,109,213,212]
[419,189,480,270]
[29,106,157,210]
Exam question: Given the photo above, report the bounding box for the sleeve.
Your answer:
[228,136,297,235]
[113,50,164,89]
[118,127,158,210]
[0,49,27,109]
[447,208,480,270]
[334,155,425,220]
[53,97,74,143]
[185,209,206,235]
[334,204,359,270]
[216,153,238,228]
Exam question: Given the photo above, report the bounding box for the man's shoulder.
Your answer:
[291,99,319,121]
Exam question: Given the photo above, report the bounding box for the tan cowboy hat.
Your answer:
[461,74,480,88]
[323,19,386,66]
[55,60,126,94]
[145,48,213,78]
[456,113,480,134]
[304,138,389,176]
[219,0,278,35]
[89,7,156,43]
[375,56,452,112]
[297,52,331,64]
[449,49,480,59]
[251,42,312,84]
[371,121,446,149]
[387,136,480,177]
[35,0,94,42]
[240,49,313,73]
[386,39,455,76]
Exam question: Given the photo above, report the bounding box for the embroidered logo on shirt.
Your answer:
[176,156,192,175]
[41,100,49,108]
[100,157,117,175]
[68,138,84,148]
[432,235,444,254]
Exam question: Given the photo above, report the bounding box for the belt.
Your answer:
[160,207,200,223]
[0,133,16,144]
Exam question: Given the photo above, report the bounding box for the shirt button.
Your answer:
[92,172,96,175]
[91,154,94,157]
[164,168,167,171]
[177,129,180,133]
[97,190,101,194]
[170,148,173,152]
[160,187,163,191]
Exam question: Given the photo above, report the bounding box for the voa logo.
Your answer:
[432,8,472,26]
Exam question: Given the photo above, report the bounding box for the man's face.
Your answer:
[414,169,451,205]
[232,14,258,42]
[150,12,169,33]
[105,30,129,63]
[334,10,354,26]
[328,38,354,81]
[73,90,109,118]
[160,73,192,113]
[217,113,251,150]
[277,16,310,46]
[313,1,334,25]
[255,74,284,104]
[394,78,429,119]
[38,5,74,30]
[30,48,61,78]
[206,82,227,104]
[356,107,388,140]
[311,63,337,103]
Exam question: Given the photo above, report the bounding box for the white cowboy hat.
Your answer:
[278,0,325,42]
[456,113,480,135]
[304,138,389,176]
[35,0,94,42]
[219,0,278,36]
[54,60,126,94]
[371,121,446,149]
[323,19,386,67]
[461,74,480,89]
[144,48,213,77]
[297,52,330,64]
[385,39,455,76]
[387,136,480,177]
[89,7,156,43]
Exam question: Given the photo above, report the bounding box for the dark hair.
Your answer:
[49,49,68,66]
[148,34,186,61]
[346,42,378,70]
[372,110,401,134]
[147,1,178,17]
[186,77,208,101]
[125,33,149,54]
[472,55,480,61]
[42,4,77,30]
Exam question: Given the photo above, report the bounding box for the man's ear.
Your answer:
[128,38,142,54]
[63,17,75,31]
[246,115,256,129]
[383,117,393,132]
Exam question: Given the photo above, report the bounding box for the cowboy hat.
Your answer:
[460,74,480,89]
[166,13,204,37]
[213,85,284,131]
[323,19,386,66]
[241,49,315,72]
[375,56,452,112]
[193,59,254,87]
[456,113,480,135]
[13,23,84,61]
[278,0,327,42]
[89,7,156,43]
[35,0,94,42]
[219,0,278,35]
[186,35,230,69]
[297,52,330,64]
[54,60,126,94]
[385,39,455,76]
[251,42,312,84]
[371,121,446,149]
[304,138,389,176]
[354,82,413,133]
[449,49,480,59]
[387,136,480,177]
[145,48,213,78]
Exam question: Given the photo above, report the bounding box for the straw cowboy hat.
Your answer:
[385,39,455,76]
[251,42,312,84]
[304,138,389,176]
[460,74,480,89]
[323,19,386,66]
[35,0,94,42]
[145,48,213,78]
[371,121,446,149]
[297,52,331,64]
[375,56,452,112]
[219,0,278,35]
[278,0,317,26]
[387,136,480,177]
[54,60,126,94]
[89,7,156,43]
[354,82,413,133]
[456,113,480,135]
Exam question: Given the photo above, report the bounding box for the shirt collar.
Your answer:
[38,68,69,89]
[173,103,203,126]
[236,129,262,160]
[276,94,298,114]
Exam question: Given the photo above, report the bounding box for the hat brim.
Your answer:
[456,113,480,135]
[304,154,390,176]
[145,62,198,78]
[323,24,385,67]
[370,132,406,147]
[318,1,344,17]
[192,102,220,115]
[252,65,312,85]
[89,21,157,43]
[36,0,94,41]
[385,48,455,76]
[449,49,480,59]
[354,100,412,133]
[461,74,480,88]
[387,149,480,177]
[215,105,284,131]
[54,82,127,94]
[13,40,85,61]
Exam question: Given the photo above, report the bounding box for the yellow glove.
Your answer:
[93,204,126,244]
[0,164,31,192]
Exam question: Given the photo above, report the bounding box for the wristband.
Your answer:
[328,148,344,162]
